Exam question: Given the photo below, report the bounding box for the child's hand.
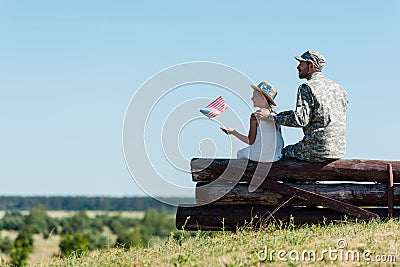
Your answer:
[220,127,234,135]
[250,113,258,122]
[250,113,259,126]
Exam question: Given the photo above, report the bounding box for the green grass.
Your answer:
[32,218,400,266]
[0,210,145,265]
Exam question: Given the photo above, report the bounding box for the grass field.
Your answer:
[0,210,144,265]
[44,218,400,266]
[2,211,399,266]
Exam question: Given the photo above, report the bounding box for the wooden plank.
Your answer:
[191,158,400,182]
[196,182,400,206]
[176,205,400,231]
[194,162,379,219]
[238,173,379,220]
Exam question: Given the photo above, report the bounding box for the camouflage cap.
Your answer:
[295,50,326,70]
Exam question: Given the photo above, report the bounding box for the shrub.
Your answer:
[59,233,89,258]
[115,225,151,249]
[0,235,12,254]
[141,209,175,237]
[83,230,109,250]
[1,211,25,231]
[10,226,34,267]
[60,211,90,235]
[107,215,140,235]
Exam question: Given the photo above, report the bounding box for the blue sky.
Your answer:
[0,1,399,197]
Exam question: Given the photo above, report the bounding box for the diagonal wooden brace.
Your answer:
[240,172,379,220]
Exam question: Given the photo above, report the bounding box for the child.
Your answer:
[221,82,284,162]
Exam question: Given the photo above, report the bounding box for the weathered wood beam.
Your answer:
[191,158,400,182]
[196,182,400,206]
[176,205,399,231]
[238,172,379,220]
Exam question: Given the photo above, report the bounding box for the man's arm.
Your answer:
[257,84,313,127]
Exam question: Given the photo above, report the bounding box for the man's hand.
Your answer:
[254,108,271,121]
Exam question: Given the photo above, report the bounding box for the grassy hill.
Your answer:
[42,218,399,266]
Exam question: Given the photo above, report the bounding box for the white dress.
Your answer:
[236,120,284,162]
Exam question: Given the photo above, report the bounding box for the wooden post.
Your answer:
[388,163,394,218]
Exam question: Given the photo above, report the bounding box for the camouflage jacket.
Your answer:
[274,72,348,162]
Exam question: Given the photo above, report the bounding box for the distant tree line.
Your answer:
[0,196,190,211]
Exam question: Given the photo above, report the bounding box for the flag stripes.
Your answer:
[200,96,227,118]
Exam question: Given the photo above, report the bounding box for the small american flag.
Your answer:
[200,96,228,118]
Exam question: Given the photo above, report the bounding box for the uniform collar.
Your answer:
[308,72,324,80]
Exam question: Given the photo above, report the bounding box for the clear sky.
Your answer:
[1,1,399,197]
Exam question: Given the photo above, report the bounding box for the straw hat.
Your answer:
[251,81,277,106]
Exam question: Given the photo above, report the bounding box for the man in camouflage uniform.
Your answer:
[256,50,348,162]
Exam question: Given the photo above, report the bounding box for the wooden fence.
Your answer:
[176,158,400,230]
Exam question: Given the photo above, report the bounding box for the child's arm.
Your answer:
[220,127,250,144]
[248,113,258,145]
[221,114,258,145]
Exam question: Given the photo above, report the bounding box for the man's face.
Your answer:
[297,60,310,79]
